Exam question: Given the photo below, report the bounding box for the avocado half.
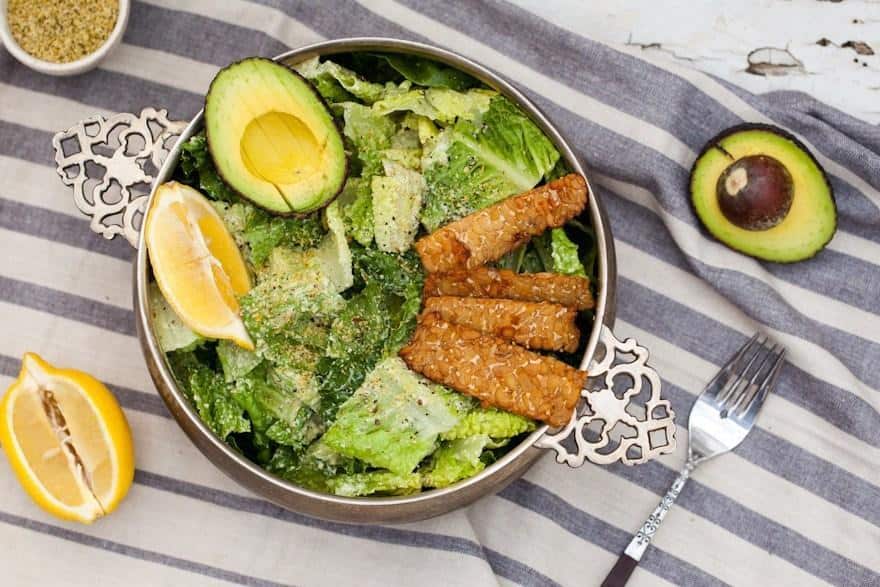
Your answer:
[205,57,348,215]
[689,123,836,263]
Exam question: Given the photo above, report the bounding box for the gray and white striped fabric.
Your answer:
[1,1,878,585]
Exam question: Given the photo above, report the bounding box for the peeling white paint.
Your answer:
[511,0,880,123]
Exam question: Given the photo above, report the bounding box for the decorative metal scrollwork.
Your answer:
[52,108,187,248]
[536,325,677,466]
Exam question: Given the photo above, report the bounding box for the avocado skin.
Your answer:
[689,123,837,263]
[204,56,349,218]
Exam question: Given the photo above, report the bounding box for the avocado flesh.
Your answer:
[205,58,347,214]
[690,125,836,263]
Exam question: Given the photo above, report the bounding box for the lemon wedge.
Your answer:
[0,353,135,523]
[145,181,254,349]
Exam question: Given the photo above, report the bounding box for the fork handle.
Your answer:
[601,461,695,587]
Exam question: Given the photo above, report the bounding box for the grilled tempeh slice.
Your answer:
[423,296,580,352]
[399,312,586,427]
[414,174,588,273]
[423,266,594,310]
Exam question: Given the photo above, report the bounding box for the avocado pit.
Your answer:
[716,155,793,231]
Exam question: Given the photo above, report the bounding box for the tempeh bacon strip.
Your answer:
[399,312,586,427]
[423,296,580,353]
[423,266,593,310]
[414,174,588,273]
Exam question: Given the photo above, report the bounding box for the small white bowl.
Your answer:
[0,0,129,76]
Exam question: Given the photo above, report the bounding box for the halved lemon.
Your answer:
[0,353,135,523]
[145,181,253,349]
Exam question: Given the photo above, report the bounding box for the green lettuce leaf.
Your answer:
[167,350,249,441]
[267,442,359,493]
[372,161,426,254]
[242,206,325,266]
[402,112,440,146]
[316,281,391,421]
[294,57,388,104]
[442,407,535,442]
[421,96,560,231]
[322,358,459,474]
[338,178,373,246]
[327,470,422,497]
[233,364,323,452]
[339,102,397,155]
[211,200,325,267]
[335,103,400,246]
[148,282,202,352]
[176,133,240,203]
[382,125,422,170]
[316,200,354,292]
[369,53,480,91]
[351,245,424,354]
[550,227,587,277]
[421,435,490,488]
[313,232,422,422]
[566,219,598,280]
[240,242,345,396]
[216,340,262,382]
[372,88,493,125]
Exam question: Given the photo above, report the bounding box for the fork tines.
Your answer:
[711,333,786,419]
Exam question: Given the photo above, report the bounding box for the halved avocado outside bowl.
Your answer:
[205,57,348,215]
[689,123,836,263]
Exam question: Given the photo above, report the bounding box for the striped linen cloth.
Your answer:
[1,1,878,585]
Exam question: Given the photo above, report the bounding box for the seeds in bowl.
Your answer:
[6,0,118,64]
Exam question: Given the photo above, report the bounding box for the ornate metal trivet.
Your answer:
[52,108,187,248]
[536,326,677,466]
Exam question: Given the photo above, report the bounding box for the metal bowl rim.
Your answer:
[134,37,616,518]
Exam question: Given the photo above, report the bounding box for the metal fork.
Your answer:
[601,333,786,587]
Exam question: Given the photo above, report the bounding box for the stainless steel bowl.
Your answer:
[53,38,674,524]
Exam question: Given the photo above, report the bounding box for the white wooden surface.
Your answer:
[510,0,880,124]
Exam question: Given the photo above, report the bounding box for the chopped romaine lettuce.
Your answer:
[168,350,249,441]
[566,219,598,280]
[149,282,202,352]
[295,57,388,104]
[240,243,344,398]
[216,340,262,382]
[372,161,426,253]
[367,53,480,91]
[316,282,392,420]
[350,245,424,354]
[234,365,323,452]
[379,148,421,170]
[325,282,388,359]
[268,438,365,493]
[338,178,374,246]
[421,435,490,488]
[322,358,458,474]
[390,126,421,150]
[316,200,354,292]
[212,200,325,267]
[550,227,587,277]
[334,102,399,247]
[442,407,535,442]
[176,132,239,203]
[242,206,325,266]
[372,88,493,124]
[328,470,422,497]
[421,96,560,231]
[339,102,397,155]
[402,112,440,146]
